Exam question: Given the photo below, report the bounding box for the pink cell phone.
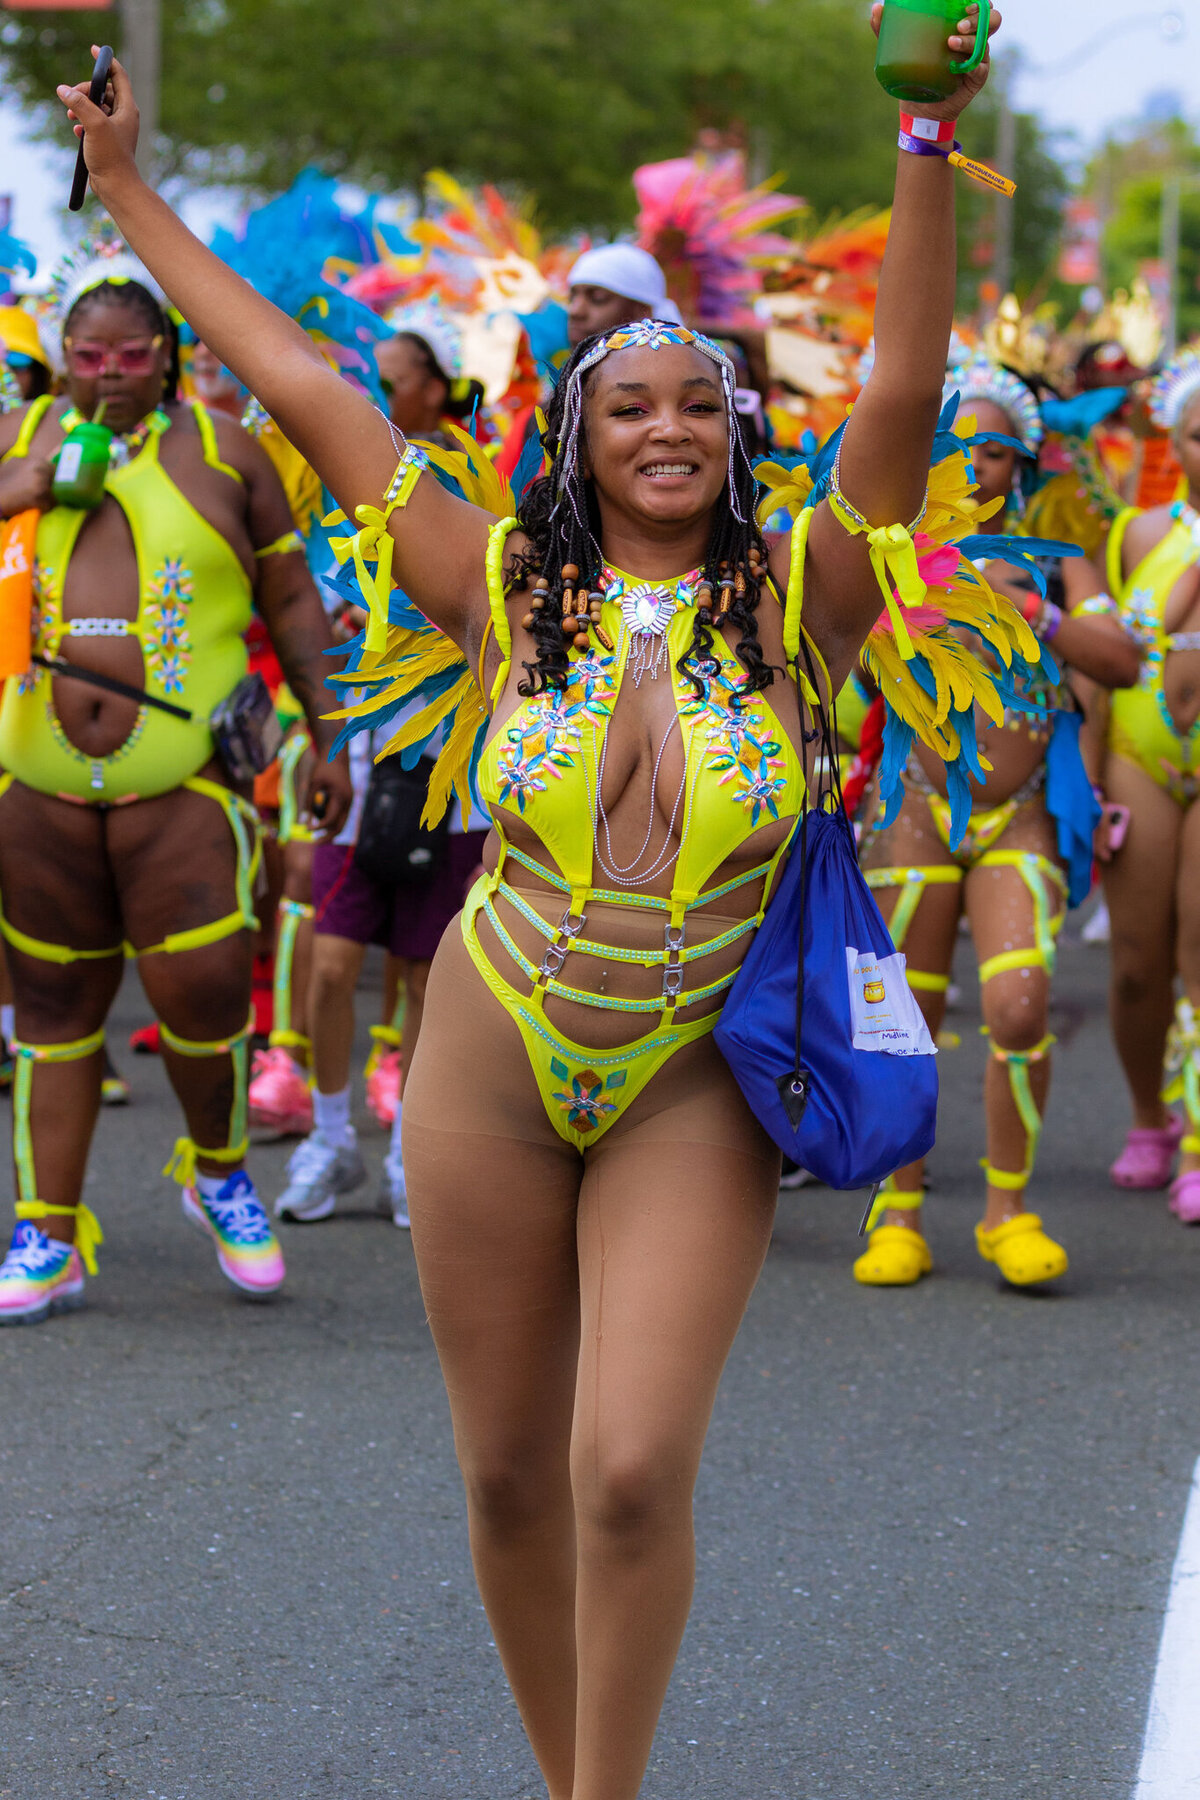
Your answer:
[1105,803,1131,852]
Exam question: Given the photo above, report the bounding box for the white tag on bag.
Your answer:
[846,948,937,1057]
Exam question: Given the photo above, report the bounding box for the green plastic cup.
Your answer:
[51,419,113,510]
[875,0,991,104]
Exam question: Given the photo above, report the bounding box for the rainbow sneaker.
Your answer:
[181,1170,286,1298]
[0,1222,86,1326]
[248,1047,313,1138]
[365,1047,402,1128]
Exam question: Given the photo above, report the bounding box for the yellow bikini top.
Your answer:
[1108,504,1200,660]
[476,515,811,911]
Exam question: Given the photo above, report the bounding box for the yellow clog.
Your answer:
[974,1212,1067,1287]
[853,1224,932,1287]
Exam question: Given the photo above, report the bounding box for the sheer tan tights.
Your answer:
[862,789,1064,1229]
[402,925,780,1800]
[1103,753,1200,1167]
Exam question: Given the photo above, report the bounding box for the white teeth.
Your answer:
[642,463,696,477]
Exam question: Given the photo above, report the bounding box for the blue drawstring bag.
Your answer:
[715,803,939,1189]
[715,634,939,1194]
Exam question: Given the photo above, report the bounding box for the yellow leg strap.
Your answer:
[0,894,123,965]
[976,850,1067,982]
[164,1137,251,1188]
[15,1200,104,1276]
[136,778,262,957]
[278,732,316,845]
[865,865,962,951]
[983,1031,1055,1186]
[270,897,314,1048]
[980,1163,1030,1193]
[866,1181,924,1231]
[159,1014,254,1184]
[365,1020,404,1078]
[10,1028,108,1274]
[1184,1135,1200,1156]
[907,970,951,992]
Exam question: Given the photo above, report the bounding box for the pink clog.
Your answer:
[1110,1115,1184,1190]
[1169,1169,1200,1225]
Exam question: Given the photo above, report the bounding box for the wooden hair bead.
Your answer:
[572,631,590,651]
[562,617,578,639]
[521,611,536,631]
[530,594,545,611]
[735,568,747,596]
[594,625,614,651]
[561,563,580,582]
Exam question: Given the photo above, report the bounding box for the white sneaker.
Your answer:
[274,1128,367,1222]
[1082,898,1111,944]
[378,1151,410,1230]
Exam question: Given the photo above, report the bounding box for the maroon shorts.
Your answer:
[311,831,488,961]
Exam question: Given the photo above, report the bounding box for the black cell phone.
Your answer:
[68,45,114,214]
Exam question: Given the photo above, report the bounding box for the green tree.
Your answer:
[0,0,897,233]
[952,87,1073,313]
[1090,117,1200,343]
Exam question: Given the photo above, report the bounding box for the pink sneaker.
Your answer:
[366,1047,402,1128]
[1169,1169,1200,1225]
[1110,1115,1184,1190]
[248,1047,313,1137]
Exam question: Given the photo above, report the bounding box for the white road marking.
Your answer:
[1135,1455,1200,1798]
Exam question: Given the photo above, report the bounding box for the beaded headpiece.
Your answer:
[944,353,1043,455]
[43,223,165,372]
[385,296,464,379]
[1149,345,1200,432]
[555,318,748,523]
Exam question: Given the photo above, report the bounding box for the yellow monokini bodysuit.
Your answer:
[0,395,253,803]
[1107,502,1200,803]
[465,516,809,1151]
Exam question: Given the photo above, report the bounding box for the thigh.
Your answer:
[1104,756,1180,971]
[965,800,1062,1040]
[0,780,121,954]
[402,926,584,1469]
[572,1036,779,1482]
[105,774,244,951]
[860,789,962,979]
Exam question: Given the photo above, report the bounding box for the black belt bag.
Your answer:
[353,754,449,889]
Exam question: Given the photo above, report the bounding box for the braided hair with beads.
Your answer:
[508,323,776,703]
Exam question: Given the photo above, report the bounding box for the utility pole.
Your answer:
[991,50,1018,308]
[117,0,159,180]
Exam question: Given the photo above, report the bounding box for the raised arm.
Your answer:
[56,57,493,652]
[794,4,1001,690]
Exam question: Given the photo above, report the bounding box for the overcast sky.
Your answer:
[2,0,1198,275]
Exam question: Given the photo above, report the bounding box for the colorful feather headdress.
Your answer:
[756,396,1070,848]
[634,148,803,327]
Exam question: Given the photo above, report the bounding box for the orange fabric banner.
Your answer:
[0,509,37,680]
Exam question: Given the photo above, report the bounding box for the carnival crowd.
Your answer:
[1,13,1199,1793]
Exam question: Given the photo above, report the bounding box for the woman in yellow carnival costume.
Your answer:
[0,242,352,1326]
[855,355,1138,1290]
[57,16,1045,1793]
[1102,347,1200,1218]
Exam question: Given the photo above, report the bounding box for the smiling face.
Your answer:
[579,343,731,536]
[967,398,1023,510]
[63,290,171,434]
[1176,390,1200,501]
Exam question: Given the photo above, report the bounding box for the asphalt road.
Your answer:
[3,923,1200,1800]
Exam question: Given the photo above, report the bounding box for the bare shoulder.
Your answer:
[0,396,68,459]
